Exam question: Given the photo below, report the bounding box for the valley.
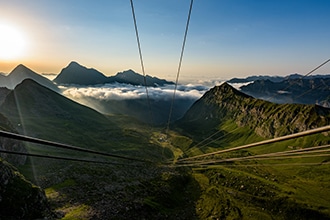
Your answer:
[0,64,329,219]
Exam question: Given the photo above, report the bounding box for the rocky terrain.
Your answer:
[0,159,51,219]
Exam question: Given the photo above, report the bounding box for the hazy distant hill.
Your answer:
[0,64,59,92]
[54,61,174,86]
[176,82,330,138]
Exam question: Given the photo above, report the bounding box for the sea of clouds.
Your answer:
[60,81,228,101]
[59,79,254,103]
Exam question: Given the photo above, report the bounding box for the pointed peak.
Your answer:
[10,64,35,75]
[16,64,27,68]
[66,61,84,68]
[68,61,80,66]
[209,82,252,99]
[216,82,237,92]
[12,64,30,71]
[61,61,88,73]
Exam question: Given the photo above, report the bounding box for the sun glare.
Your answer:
[0,23,27,60]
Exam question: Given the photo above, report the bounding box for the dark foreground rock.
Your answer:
[0,158,51,219]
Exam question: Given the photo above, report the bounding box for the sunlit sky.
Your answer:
[0,0,329,81]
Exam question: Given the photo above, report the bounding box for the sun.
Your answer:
[0,23,27,60]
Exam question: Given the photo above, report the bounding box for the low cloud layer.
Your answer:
[61,82,216,101]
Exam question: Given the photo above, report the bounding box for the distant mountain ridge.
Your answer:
[240,78,330,106]
[0,64,59,92]
[227,74,330,106]
[227,73,330,83]
[54,61,174,86]
[176,82,330,138]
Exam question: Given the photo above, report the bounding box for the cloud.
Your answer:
[41,73,58,80]
[60,82,214,101]
[227,82,253,90]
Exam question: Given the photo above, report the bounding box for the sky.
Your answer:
[0,0,330,82]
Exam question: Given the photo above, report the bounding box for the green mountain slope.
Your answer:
[0,79,120,147]
[177,82,330,139]
[1,79,329,219]
[168,82,330,219]
[0,79,200,219]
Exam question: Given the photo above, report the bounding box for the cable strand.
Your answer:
[166,0,194,134]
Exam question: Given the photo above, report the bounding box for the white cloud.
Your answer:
[60,82,214,101]
[227,82,253,90]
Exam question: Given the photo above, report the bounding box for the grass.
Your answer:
[191,163,330,219]
[176,118,330,219]
[61,204,91,220]
[4,83,329,219]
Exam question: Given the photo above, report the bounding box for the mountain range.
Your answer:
[54,61,174,86]
[0,62,174,93]
[228,74,330,107]
[240,78,330,106]
[0,65,330,218]
[227,73,330,83]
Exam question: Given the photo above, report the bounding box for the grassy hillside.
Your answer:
[168,83,330,219]
[1,80,329,219]
[0,79,199,219]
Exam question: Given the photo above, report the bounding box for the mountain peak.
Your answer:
[116,69,140,78]
[206,82,252,101]
[10,64,33,75]
[16,63,28,68]
[54,62,108,85]
[67,61,83,68]
[3,64,59,92]
[69,61,79,65]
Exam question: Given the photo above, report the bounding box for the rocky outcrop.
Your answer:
[0,159,51,219]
